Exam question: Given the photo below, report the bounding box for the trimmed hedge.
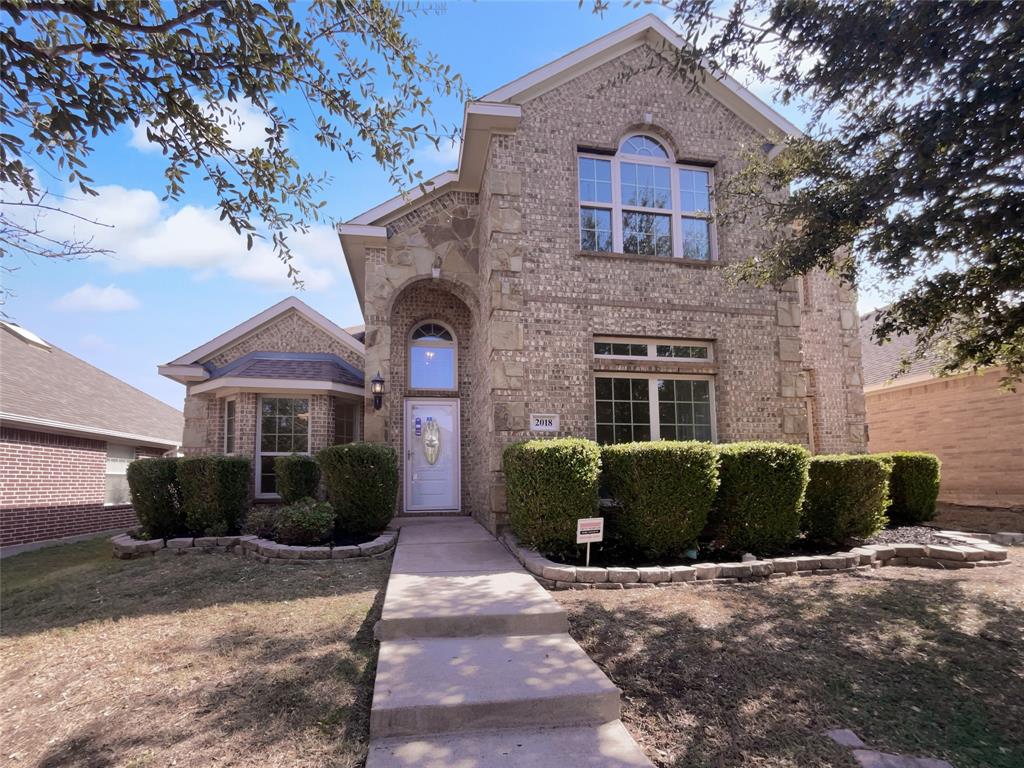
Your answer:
[803,454,892,545]
[275,498,335,545]
[876,452,941,525]
[709,441,810,554]
[274,454,321,504]
[178,455,251,536]
[126,457,182,538]
[318,442,398,536]
[244,505,279,539]
[504,438,601,559]
[601,441,719,559]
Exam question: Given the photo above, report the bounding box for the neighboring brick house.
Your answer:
[159,298,366,499]
[166,15,865,533]
[860,311,1024,509]
[1,322,182,551]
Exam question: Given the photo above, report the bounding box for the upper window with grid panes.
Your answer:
[578,135,715,260]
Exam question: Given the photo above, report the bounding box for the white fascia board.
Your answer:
[483,13,802,140]
[189,377,365,398]
[167,296,364,366]
[0,412,180,450]
[158,364,209,383]
[347,172,459,226]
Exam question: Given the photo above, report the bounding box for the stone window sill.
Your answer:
[576,250,720,267]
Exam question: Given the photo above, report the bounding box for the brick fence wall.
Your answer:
[0,427,157,548]
[865,368,1024,508]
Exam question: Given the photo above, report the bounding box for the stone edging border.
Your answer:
[498,529,1019,591]
[111,530,398,563]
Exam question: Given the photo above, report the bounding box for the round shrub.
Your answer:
[601,441,719,559]
[244,505,280,539]
[274,454,321,504]
[803,454,892,545]
[126,457,182,538]
[709,441,810,554]
[876,452,940,525]
[504,438,601,560]
[317,442,398,536]
[178,455,251,536]
[274,498,334,545]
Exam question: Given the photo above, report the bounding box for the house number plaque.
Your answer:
[530,413,559,432]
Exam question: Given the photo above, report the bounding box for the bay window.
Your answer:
[257,396,310,497]
[578,134,715,260]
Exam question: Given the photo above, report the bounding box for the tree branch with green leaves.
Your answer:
[647,0,1023,386]
[0,0,465,290]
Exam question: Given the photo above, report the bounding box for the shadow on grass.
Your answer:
[30,575,387,768]
[565,574,1024,768]
[1,536,390,637]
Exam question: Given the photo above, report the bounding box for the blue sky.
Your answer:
[4,1,876,409]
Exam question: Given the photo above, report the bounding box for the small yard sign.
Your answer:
[576,517,604,567]
[576,517,604,544]
[530,413,560,432]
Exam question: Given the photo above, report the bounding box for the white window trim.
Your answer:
[104,443,136,506]
[255,395,312,499]
[578,133,718,261]
[223,396,237,455]
[593,371,718,443]
[408,319,458,392]
[593,335,714,363]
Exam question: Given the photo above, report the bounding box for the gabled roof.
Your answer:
[337,14,802,309]
[160,297,364,384]
[0,322,183,448]
[859,310,942,389]
[481,14,801,138]
[211,352,364,388]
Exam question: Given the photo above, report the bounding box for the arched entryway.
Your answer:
[385,279,481,515]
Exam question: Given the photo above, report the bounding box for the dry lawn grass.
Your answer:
[0,537,389,767]
[558,559,1024,768]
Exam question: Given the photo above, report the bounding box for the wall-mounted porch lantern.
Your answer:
[371,371,385,410]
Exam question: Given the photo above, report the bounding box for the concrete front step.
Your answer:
[370,633,620,738]
[365,720,654,767]
[391,539,522,575]
[376,570,569,640]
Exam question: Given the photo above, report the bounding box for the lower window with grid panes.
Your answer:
[594,375,715,444]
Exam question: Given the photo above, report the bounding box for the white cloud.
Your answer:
[54,283,141,312]
[34,184,342,291]
[130,100,273,154]
[415,138,461,171]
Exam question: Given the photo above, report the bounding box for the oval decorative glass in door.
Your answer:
[423,416,441,465]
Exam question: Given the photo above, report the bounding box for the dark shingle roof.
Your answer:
[0,323,183,445]
[210,352,364,388]
[859,310,942,387]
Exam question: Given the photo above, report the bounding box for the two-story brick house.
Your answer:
[164,15,865,534]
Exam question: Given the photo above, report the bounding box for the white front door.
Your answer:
[404,398,460,512]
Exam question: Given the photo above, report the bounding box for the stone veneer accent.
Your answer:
[111,529,398,562]
[499,530,1016,591]
[359,42,866,533]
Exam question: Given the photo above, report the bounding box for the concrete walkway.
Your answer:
[366,516,653,767]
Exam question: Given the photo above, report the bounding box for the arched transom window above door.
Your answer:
[578,133,716,260]
[409,321,457,390]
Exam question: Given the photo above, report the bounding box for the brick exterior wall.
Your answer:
[361,43,864,532]
[180,310,365,497]
[0,427,163,548]
[866,368,1024,508]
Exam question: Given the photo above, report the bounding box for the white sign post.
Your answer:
[576,517,604,567]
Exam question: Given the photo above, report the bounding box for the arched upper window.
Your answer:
[577,133,715,261]
[619,134,669,158]
[409,321,456,390]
